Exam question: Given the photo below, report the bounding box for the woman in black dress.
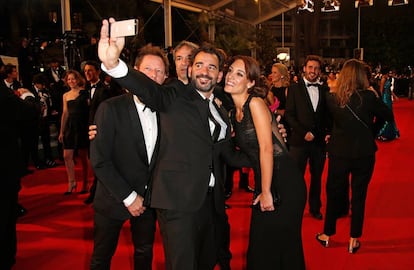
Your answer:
[224,56,306,270]
[266,62,289,117]
[58,70,90,195]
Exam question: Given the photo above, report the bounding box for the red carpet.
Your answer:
[15,98,414,270]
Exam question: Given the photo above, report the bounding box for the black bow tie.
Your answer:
[307,83,320,88]
[143,105,155,112]
[91,84,97,88]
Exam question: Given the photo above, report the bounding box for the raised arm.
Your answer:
[98,18,125,70]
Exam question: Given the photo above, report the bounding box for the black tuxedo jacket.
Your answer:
[86,80,115,123]
[0,80,22,91]
[116,68,250,213]
[0,85,37,182]
[45,67,65,86]
[90,93,160,220]
[285,78,331,146]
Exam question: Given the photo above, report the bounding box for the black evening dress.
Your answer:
[232,95,306,270]
[63,90,89,149]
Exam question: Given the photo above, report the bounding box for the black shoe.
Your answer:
[17,204,27,218]
[224,191,232,200]
[45,159,57,168]
[84,196,94,205]
[315,233,329,247]
[310,211,323,220]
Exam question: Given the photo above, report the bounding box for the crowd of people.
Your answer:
[0,17,408,270]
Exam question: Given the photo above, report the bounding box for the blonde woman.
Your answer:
[266,63,289,116]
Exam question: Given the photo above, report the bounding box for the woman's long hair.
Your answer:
[272,62,290,88]
[335,59,370,107]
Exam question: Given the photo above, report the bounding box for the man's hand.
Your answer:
[89,125,97,140]
[98,18,125,70]
[127,195,146,217]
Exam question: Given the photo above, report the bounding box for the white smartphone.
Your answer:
[110,19,139,38]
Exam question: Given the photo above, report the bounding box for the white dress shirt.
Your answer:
[122,96,158,208]
[303,78,320,112]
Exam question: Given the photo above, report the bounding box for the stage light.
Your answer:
[321,0,340,12]
[355,0,374,8]
[388,0,409,6]
[276,47,290,64]
[297,0,314,13]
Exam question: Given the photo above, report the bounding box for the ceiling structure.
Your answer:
[150,0,299,26]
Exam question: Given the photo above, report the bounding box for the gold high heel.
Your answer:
[348,239,361,254]
[315,233,329,248]
[64,182,77,195]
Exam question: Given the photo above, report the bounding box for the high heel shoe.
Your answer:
[64,183,77,195]
[348,240,361,254]
[315,233,329,247]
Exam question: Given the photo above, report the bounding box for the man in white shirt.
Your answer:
[89,44,168,270]
[285,55,332,220]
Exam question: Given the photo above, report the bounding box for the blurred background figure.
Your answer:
[31,73,56,168]
[18,37,34,89]
[45,59,67,160]
[1,80,38,269]
[377,68,400,141]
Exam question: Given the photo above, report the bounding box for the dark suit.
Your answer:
[45,66,67,159]
[0,79,22,92]
[285,78,330,215]
[0,85,37,270]
[32,86,54,162]
[90,94,158,270]
[85,80,120,203]
[115,68,249,270]
[87,80,117,124]
[323,90,393,238]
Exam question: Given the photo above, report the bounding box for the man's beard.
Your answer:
[190,74,216,93]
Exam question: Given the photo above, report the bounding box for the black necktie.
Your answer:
[206,100,221,143]
[307,83,319,87]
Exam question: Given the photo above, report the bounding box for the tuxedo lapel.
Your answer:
[148,113,160,170]
[300,80,316,113]
[212,99,231,139]
[316,86,324,113]
[126,95,149,166]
